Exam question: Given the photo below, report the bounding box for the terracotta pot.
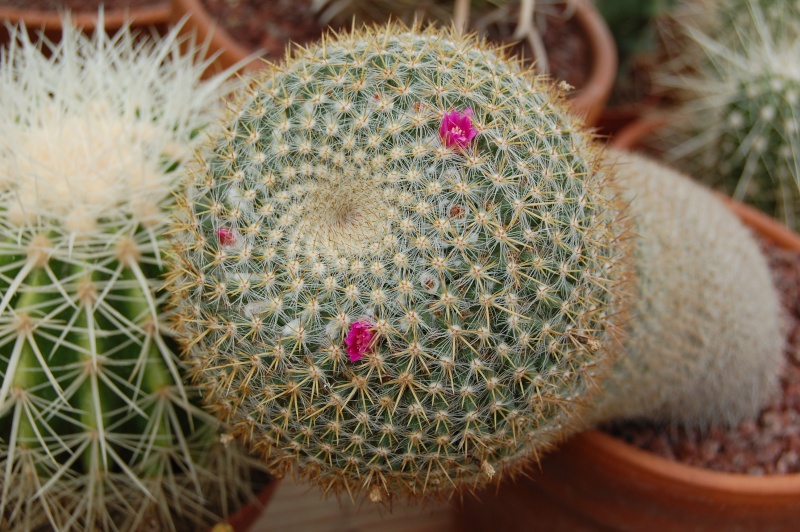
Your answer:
[565,0,616,126]
[454,119,800,531]
[212,479,280,532]
[170,0,261,77]
[0,2,171,46]
[169,0,615,124]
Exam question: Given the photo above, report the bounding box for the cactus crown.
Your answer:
[170,24,628,500]
[0,17,268,531]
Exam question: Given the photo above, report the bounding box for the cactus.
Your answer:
[169,24,630,500]
[0,17,269,531]
[657,0,800,228]
[168,24,785,502]
[595,151,784,427]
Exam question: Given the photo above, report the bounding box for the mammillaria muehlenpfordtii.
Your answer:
[169,25,630,500]
[0,17,269,531]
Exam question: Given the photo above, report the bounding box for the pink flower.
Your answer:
[345,320,375,362]
[216,228,236,246]
[440,107,478,149]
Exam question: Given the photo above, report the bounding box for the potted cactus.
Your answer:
[165,23,786,523]
[0,16,271,531]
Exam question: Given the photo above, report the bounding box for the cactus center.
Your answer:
[292,164,391,256]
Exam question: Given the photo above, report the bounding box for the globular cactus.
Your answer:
[0,17,268,531]
[169,25,630,500]
[595,151,784,427]
[657,0,800,227]
[168,24,785,502]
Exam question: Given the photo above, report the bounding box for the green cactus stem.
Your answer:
[0,16,269,531]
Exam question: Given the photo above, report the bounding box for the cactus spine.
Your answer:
[0,18,268,531]
[659,0,800,227]
[169,25,630,500]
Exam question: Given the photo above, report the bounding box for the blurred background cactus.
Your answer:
[169,24,630,501]
[0,16,269,531]
[654,0,800,227]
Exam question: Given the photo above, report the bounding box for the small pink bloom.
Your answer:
[440,107,478,149]
[216,228,236,246]
[345,320,375,362]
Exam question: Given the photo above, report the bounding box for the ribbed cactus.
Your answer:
[0,18,268,531]
[169,25,630,500]
[658,0,800,227]
[595,151,784,427]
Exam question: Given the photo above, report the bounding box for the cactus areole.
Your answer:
[171,25,628,500]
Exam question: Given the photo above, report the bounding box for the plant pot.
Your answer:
[169,0,615,125]
[0,1,172,46]
[453,119,800,531]
[212,479,281,532]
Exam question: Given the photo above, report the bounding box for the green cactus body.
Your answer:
[0,19,268,531]
[594,151,784,427]
[170,26,629,499]
[660,1,800,227]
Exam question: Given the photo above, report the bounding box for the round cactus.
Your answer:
[0,17,268,531]
[594,151,784,427]
[169,25,630,500]
[658,1,800,227]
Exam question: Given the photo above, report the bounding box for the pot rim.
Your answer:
[567,0,616,126]
[169,0,616,125]
[0,4,172,30]
[592,117,800,495]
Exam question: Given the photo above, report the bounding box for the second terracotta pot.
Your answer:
[170,0,615,125]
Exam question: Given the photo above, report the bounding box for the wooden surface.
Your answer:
[250,478,455,532]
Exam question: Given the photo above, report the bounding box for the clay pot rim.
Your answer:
[567,0,616,126]
[223,478,280,531]
[170,0,616,125]
[586,116,800,495]
[170,0,255,70]
[0,4,172,30]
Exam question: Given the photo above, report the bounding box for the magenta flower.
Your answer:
[345,320,375,362]
[216,228,236,246]
[440,107,478,149]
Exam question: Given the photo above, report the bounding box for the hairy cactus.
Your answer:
[657,1,800,227]
[0,17,268,531]
[595,152,784,427]
[169,25,630,500]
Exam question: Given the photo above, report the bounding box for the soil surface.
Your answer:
[605,238,800,475]
[199,0,590,90]
[0,0,165,10]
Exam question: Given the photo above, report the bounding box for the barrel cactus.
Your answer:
[658,0,800,227]
[169,24,630,500]
[0,17,268,531]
